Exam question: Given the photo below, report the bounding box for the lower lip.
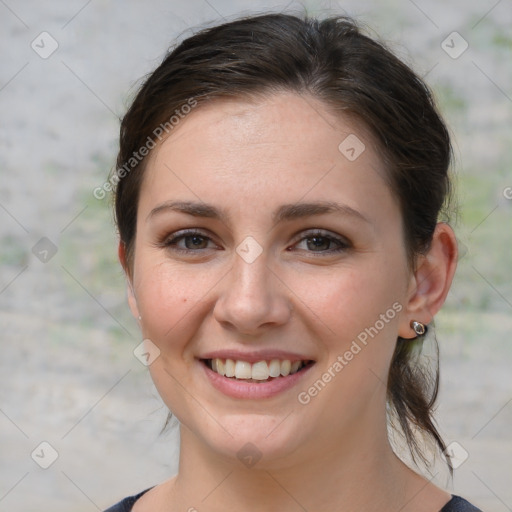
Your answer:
[201,361,314,399]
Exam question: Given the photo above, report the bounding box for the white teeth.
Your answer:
[251,361,270,380]
[225,359,235,377]
[234,360,252,379]
[280,360,291,377]
[268,359,281,378]
[209,358,308,380]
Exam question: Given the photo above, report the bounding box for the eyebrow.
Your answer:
[147,200,371,225]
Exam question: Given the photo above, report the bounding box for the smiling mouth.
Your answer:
[202,358,314,383]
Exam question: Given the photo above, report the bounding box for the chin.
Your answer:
[186,410,313,469]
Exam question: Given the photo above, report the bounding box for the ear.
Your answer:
[118,241,140,322]
[398,222,458,339]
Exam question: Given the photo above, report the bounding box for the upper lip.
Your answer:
[199,350,315,364]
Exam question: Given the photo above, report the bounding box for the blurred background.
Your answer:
[0,1,510,510]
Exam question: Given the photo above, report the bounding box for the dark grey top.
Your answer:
[103,489,483,511]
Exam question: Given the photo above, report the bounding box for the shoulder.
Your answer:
[440,495,483,512]
[103,488,152,512]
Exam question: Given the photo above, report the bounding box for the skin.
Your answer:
[119,91,458,512]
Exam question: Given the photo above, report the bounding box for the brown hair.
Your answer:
[113,12,455,472]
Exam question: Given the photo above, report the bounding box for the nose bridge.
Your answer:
[232,248,271,297]
[230,232,272,295]
[213,243,291,332]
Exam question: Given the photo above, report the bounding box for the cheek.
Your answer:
[134,259,209,349]
[289,261,405,396]
[133,260,211,417]
[296,267,403,409]
[290,263,403,341]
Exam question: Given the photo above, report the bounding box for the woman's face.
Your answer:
[127,92,415,467]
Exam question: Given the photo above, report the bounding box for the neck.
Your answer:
[168,418,417,511]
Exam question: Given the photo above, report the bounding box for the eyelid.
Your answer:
[161,229,219,252]
[293,228,349,242]
[160,227,351,255]
[290,229,351,253]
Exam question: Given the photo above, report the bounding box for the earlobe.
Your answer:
[398,223,458,339]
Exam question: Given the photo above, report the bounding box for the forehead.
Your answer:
[139,92,398,227]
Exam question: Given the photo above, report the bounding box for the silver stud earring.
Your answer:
[138,315,142,321]
[410,320,426,336]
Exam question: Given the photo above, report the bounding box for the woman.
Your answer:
[104,12,482,512]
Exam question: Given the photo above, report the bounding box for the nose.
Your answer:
[213,250,292,335]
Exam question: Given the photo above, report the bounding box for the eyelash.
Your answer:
[161,229,350,256]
